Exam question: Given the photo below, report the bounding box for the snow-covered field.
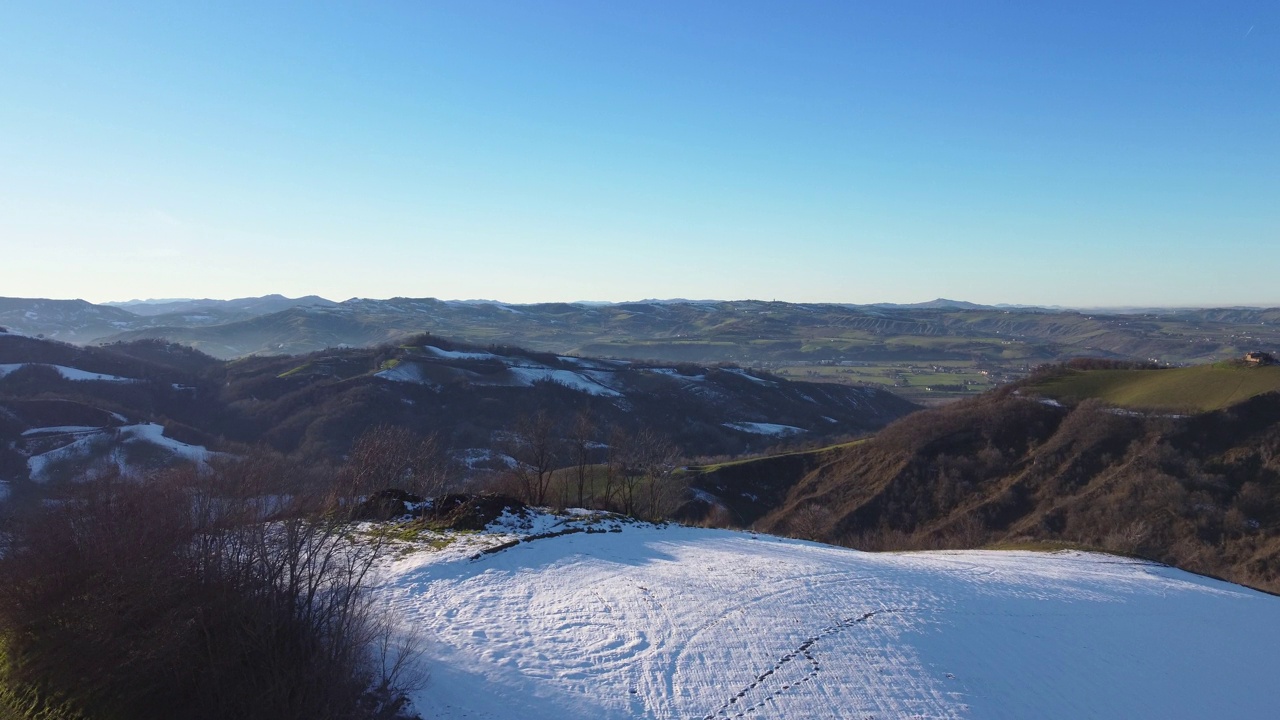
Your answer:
[375,516,1280,720]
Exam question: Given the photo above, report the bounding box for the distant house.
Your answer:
[1244,351,1275,366]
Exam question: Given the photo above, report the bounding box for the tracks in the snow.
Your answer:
[702,609,893,719]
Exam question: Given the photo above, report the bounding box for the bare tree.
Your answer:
[609,427,642,516]
[605,427,682,519]
[341,424,454,502]
[507,411,561,506]
[599,424,623,511]
[569,408,597,509]
[634,428,683,521]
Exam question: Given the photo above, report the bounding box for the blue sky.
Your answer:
[1,1,1276,306]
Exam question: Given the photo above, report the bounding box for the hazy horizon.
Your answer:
[13,292,1275,312]
[3,2,1276,307]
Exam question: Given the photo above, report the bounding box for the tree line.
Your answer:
[500,409,687,521]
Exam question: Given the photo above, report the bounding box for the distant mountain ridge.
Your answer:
[102,294,337,317]
[4,294,1280,367]
[869,297,992,310]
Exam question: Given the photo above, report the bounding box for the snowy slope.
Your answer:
[375,520,1280,720]
[0,363,138,382]
[723,422,806,436]
[23,423,219,481]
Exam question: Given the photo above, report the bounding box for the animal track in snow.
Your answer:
[703,610,896,718]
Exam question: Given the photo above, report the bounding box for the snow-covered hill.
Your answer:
[375,516,1280,719]
[19,422,220,482]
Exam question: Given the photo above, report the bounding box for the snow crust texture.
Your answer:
[377,522,1280,720]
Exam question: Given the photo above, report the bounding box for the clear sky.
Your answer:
[1,1,1277,307]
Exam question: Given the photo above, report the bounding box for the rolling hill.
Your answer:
[0,331,916,491]
[5,296,1280,370]
[679,380,1280,594]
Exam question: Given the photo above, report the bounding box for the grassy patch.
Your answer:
[769,361,1002,401]
[684,438,868,474]
[359,519,457,549]
[1028,364,1280,412]
[276,362,312,378]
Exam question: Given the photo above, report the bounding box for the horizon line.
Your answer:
[9,293,1280,313]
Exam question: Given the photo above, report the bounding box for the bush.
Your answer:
[0,465,422,720]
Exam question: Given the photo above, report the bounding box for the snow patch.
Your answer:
[375,362,438,388]
[647,368,706,382]
[457,448,519,470]
[423,346,500,361]
[506,367,622,397]
[723,368,775,385]
[122,423,217,465]
[21,426,103,436]
[0,363,139,383]
[26,431,109,480]
[25,423,220,481]
[723,421,806,436]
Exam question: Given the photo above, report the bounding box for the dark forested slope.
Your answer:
[0,332,917,486]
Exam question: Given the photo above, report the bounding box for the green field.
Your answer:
[683,437,868,474]
[1028,363,1280,412]
[769,361,1009,403]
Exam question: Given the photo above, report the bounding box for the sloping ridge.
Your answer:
[1029,363,1280,412]
[758,387,1280,593]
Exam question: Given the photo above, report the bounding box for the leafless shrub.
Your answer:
[341,423,455,501]
[788,502,834,542]
[1103,519,1152,555]
[0,459,424,720]
[699,503,735,528]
